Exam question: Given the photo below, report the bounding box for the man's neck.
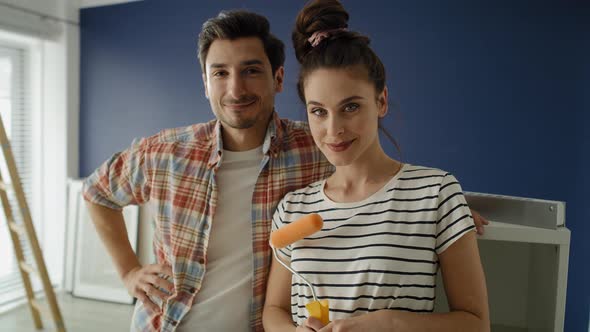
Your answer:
[220,117,271,152]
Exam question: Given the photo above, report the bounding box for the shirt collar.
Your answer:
[207,111,283,169]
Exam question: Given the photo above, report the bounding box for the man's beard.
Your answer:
[217,95,263,129]
[221,116,258,129]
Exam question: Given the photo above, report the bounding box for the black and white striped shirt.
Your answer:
[271,164,475,325]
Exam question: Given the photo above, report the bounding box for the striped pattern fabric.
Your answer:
[272,164,475,325]
[82,112,334,332]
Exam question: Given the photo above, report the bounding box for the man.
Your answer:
[83,9,487,332]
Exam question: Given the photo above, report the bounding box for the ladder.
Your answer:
[0,116,66,331]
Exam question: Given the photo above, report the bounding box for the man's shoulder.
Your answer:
[277,118,315,147]
[139,119,217,148]
[279,118,311,136]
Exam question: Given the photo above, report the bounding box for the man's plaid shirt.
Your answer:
[82,112,334,331]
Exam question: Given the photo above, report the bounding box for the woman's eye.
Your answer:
[310,108,327,116]
[344,103,359,112]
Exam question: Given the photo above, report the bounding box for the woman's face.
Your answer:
[304,67,387,167]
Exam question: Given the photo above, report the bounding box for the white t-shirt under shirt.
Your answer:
[272,164,476,326]
[177,146,263,331]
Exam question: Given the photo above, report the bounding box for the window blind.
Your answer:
[0,44,40,305]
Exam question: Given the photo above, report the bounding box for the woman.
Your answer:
[262,0,490,331]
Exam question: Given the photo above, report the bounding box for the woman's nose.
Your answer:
[326,115,345,136]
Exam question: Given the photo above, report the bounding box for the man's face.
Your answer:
[203,37,283,130]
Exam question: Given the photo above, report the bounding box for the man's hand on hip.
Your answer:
[123,264,174,313]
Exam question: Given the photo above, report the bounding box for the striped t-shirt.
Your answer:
[271,164,475,325]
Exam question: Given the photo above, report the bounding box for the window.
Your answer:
[0,42,42,306]
[0,3,77,314]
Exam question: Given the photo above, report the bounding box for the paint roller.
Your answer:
[270,213,330,325]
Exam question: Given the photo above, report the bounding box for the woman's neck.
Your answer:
[325,143,402,202]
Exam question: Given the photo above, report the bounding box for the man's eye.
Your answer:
[344,103,359,112]
[245,68,261,74]
[212,71,227,77]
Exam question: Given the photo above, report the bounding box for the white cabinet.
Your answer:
[434,192,570,332]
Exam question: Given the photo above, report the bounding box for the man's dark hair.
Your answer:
[198,10,285,75]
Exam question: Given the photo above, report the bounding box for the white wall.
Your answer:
[0,0,71,38]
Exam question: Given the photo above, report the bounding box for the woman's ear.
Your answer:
[378,86,388,118]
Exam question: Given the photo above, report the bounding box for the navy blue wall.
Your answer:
[80,0,589,330]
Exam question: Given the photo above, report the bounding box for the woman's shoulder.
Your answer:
[284,179,324,200]
[279,180,325,211]
[400,164,450,178]
[396,164,461,192]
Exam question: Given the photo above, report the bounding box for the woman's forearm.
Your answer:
[376,309,490,332]
[262,305,297,332]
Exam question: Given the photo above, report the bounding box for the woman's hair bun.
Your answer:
[292,0,350,63]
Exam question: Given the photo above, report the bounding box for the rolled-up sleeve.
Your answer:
[82,136,152,210]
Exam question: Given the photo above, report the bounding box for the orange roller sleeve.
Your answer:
[270,213,323,249]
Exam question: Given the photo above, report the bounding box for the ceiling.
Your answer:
[80,0,142,9]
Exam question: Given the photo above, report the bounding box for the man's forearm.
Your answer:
[85,201,141,279]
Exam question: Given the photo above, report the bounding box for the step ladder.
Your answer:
[0,116,66,331]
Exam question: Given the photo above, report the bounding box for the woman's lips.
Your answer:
[326,139,355,152]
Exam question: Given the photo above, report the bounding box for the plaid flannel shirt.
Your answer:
[82,111,334,331]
